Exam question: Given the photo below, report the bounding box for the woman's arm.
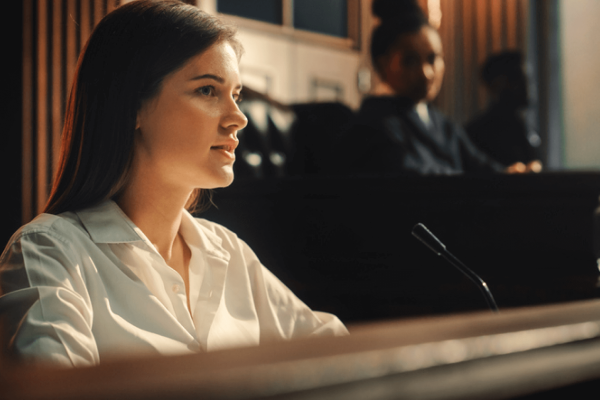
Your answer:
[230,234,349,342]
[0,229,99,367]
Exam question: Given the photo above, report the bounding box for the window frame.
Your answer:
[216,0,361,51]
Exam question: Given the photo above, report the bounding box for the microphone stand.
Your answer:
[412,223,499,313]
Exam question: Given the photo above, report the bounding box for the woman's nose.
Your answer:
[223,100,248,131]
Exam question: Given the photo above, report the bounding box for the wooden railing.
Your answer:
[4,299,600,399]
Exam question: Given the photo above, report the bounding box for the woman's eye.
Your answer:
[234,93,243,103]
[197,86,214,96]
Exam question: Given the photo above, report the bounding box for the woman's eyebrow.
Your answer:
[188,73,242,90]
[189,73,224,83]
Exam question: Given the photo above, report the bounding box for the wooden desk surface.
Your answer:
[5,298,600,399]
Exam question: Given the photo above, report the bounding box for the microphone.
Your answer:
[412,223,499,313]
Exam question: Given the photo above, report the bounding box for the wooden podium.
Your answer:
[4,299,600,399]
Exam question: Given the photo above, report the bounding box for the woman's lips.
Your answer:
[210,145,235,159]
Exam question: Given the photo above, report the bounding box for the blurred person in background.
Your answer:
[465,51,542,173]
[343,0,526,175]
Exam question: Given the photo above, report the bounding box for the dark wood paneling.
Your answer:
[434,0,528,124]
[22,0,34,225]
[21,0,117,222]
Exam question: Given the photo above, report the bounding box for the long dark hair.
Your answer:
[370,0,428,77]
[44,0,240,215]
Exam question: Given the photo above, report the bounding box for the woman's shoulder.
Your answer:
[5,211,87,247]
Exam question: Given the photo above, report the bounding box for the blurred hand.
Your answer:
[506,162,527,174]
[526,160,543,173]
[505,160,543,174]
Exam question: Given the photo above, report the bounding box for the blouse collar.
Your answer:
[74,200,225,258]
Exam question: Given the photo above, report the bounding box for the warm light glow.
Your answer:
[428,0,442,29]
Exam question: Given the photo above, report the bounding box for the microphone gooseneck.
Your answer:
[412,223,499,313]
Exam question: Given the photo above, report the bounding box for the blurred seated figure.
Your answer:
[289,102,355,176]
[342,0,510,175]
[235,87,355,178]
[234,86,296,179]
[465,51,542,173]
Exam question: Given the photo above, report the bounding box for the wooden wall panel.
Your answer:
[51,0,63,202]
[81,1,91,46]
[22,0,34,224]
[35,0,48,214]
[22,0,117,222]
[506,0,518,49]
[490,0,504,52]
[432,0,528,124]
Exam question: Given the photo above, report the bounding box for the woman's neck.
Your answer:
[115,167,193,263]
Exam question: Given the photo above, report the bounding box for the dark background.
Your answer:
[200,173,600,323]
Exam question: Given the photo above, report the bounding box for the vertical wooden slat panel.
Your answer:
[490,0,503,52]
[94,0,104,25]
[505,0,518,49]
[475,0,488,107]
[107,0,118,14]
[461,0,475,120]
[475,0,487,64]
[36,0,48,214]
[80,0,91,51]
[23,0,34,223]
[66,0,77,97]
[443,0,457,119]
[517,0,528,51]
[22,0,122,221]
[447,0,464,122]
[438,0,450,117]
[51,0,63,183]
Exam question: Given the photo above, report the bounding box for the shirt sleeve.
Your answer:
[236,237,349,342]
[0,229,99,367]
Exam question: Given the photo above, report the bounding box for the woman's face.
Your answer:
[381,26,445,103]
[135,41,247,191]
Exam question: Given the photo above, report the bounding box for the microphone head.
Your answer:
[412,223,447,255]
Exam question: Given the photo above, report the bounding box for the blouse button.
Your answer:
[172,284,180,293]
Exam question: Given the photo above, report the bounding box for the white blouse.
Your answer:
[0,200,347,367]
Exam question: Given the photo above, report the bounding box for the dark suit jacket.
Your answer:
[342,96,505,175]
[465,103,541,166]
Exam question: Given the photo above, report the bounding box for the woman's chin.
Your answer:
[201,169,235,189]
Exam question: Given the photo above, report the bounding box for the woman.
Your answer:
[343,0,511,175]
[0,0,347,368]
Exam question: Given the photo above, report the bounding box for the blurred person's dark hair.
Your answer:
[481,51,525,86]
[44,0,241,215]
[480,50,528,108]
[370,0,428,76]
